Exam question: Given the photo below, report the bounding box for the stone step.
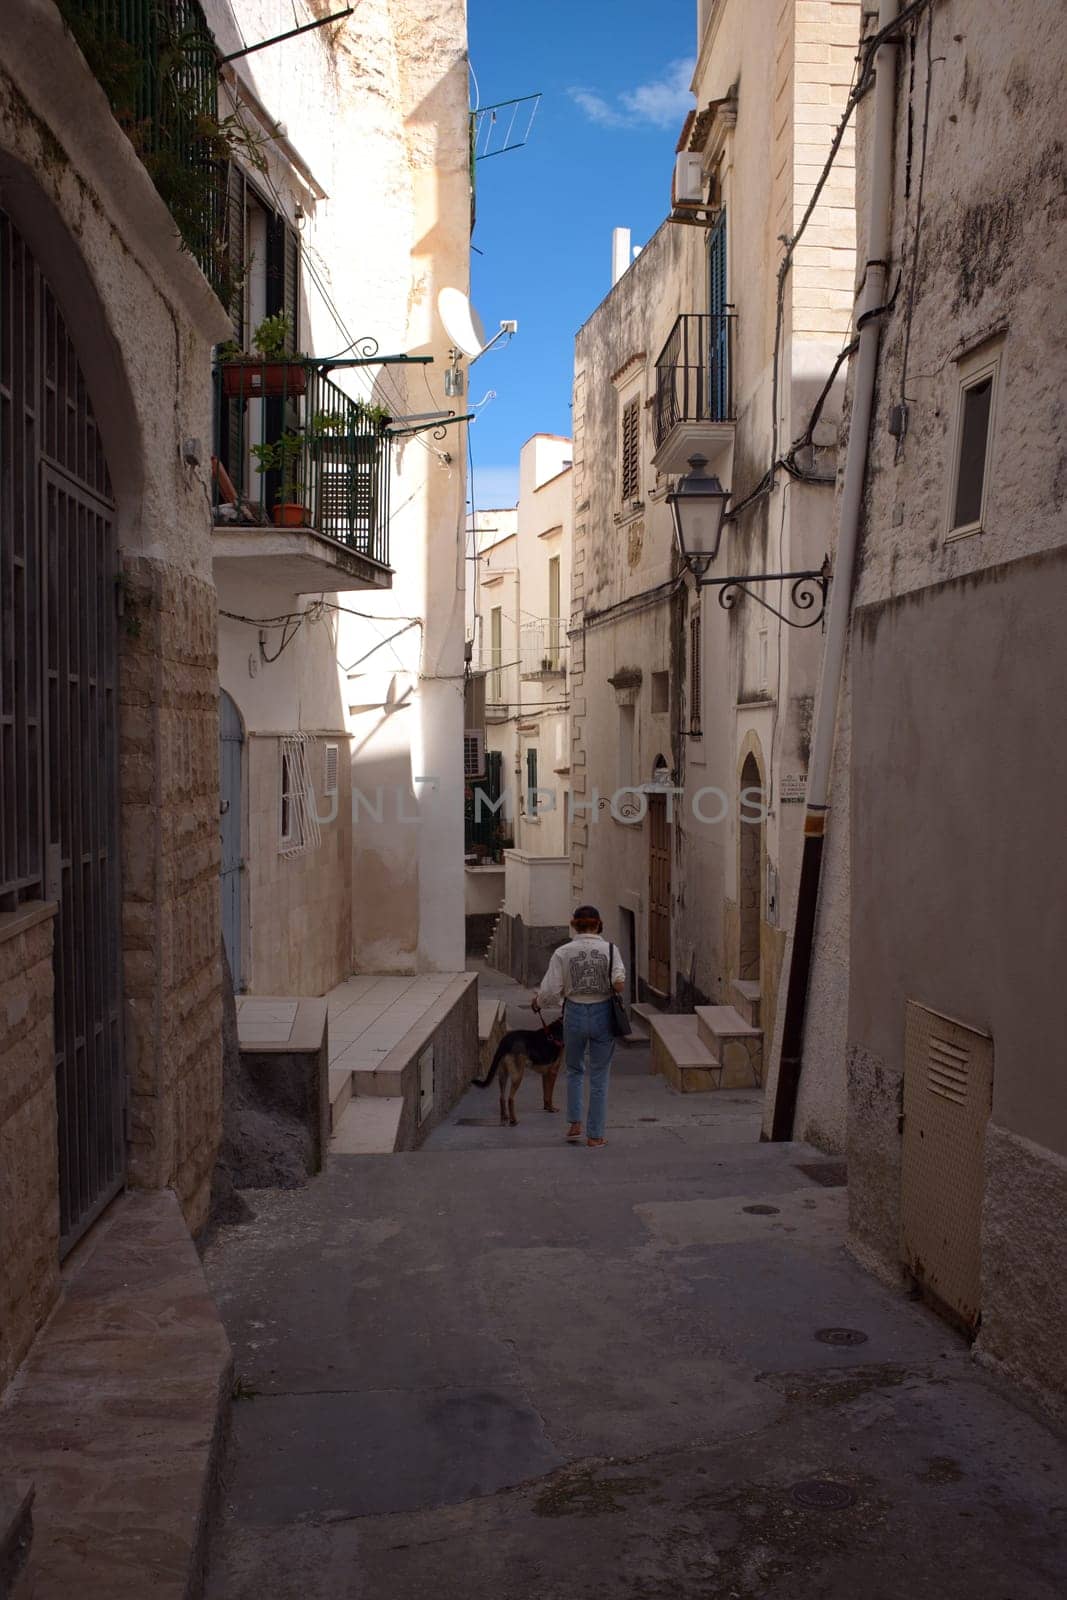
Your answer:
[329,1067,352,1129]
[731,978,762,1029]
[331,1095,404,1155]
[629,1002,661,1038]
[646,1013,750,1094]
[695,1005,763,1088]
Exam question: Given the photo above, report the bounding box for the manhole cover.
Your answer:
[742,1204,780,1215]
[795,1161,848,1188]
[814,1327,869,1346]
[790,1479,856,1510]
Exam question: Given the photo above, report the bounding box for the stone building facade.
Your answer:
[0,0,231,1387]
[470,435,574,982]
[570,0,859,1043]
[763,0,1067,1414]
[1,0,472,1398]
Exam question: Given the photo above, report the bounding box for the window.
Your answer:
[689,610,702,736]
[547,555,561,667]
[280,744,301,849]
[620,394,641,502]
[618,704,636,796]
[651,671,670,715]
[278,736,321,856]
[947,341,1001,538]
[490,606,503,700]
[526,746,539,818]
[323,743,339,796]
[464,729,486,779]
[217,165,302,515]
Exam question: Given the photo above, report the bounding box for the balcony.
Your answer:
[519,619,567,680]
[212,361,393,592]
[57,1,229,299]
[652,312,736,476]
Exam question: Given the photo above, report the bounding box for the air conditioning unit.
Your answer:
[673,152,704,207]
[464,728,486,780]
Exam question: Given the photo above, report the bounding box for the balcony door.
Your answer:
[707,212,729,420]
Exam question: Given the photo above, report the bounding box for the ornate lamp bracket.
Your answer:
[695,557,831,629]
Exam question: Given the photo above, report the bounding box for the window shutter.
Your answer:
[689,611,702,734]
[526,747,539,816]
[284,225,300,352]
[225,162,246,343]
[620,396,640,501]
[323,743,339,796]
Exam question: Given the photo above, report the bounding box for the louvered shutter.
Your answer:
[620,396,640,501]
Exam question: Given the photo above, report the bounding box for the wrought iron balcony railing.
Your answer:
[653,312,736,448]
[213,361,392,567]
[57,1,229,299]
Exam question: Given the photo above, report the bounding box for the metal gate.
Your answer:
[0,208,125,1253]
[648,794,671,993]
[219,690,243,987]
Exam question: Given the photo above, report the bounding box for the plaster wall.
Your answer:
[207,0,471,977]
[791,0,1067,1408]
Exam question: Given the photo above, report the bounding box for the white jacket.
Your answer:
[537,934,625,1008]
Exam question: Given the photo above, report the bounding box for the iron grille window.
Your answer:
[620,395,641,502]
[689,610,702,736]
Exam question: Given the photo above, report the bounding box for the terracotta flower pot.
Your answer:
[221,361,308,399]
[272,503,306,528]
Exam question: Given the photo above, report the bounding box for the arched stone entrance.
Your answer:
[0,203,125,1252]
[738,751,764,983]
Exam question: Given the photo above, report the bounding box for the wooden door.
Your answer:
[648,794,671,993]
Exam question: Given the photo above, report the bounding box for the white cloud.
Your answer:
[569,59,695,132]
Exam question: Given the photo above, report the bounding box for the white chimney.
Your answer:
[611,227,631,288]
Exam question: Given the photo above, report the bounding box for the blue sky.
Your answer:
[466,0,697,510]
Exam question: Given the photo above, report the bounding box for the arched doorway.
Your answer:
[739,752,764,983]
[0,205,124,1252]
[219,691,244,988]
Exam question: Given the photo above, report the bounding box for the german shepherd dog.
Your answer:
[474,1017,565,1126]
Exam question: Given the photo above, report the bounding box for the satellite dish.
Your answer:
[438,288,486,359]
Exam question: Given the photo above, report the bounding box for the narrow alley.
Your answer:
[202,973,1067,1599]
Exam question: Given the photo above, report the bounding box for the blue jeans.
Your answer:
[564,1000,616,1139]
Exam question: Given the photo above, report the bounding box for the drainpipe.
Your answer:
[769,0,901,1141]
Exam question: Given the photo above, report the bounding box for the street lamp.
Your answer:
[667,454,831,629]
[667,455,730,578]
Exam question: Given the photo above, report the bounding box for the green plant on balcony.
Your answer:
[55,1,277,307]
[250,431,305,527]
[220,313,308,398]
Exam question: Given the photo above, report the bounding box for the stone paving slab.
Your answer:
[0,1192,231,1600]
[202,966,1067,1599]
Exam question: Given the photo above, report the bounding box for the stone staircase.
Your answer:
[328,979,503,1155]
[635,980,764,1094]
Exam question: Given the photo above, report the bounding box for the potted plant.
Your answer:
[219,312,308,399]
[250,431,306,527]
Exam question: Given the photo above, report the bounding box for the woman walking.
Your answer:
[532,905,626,1148]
